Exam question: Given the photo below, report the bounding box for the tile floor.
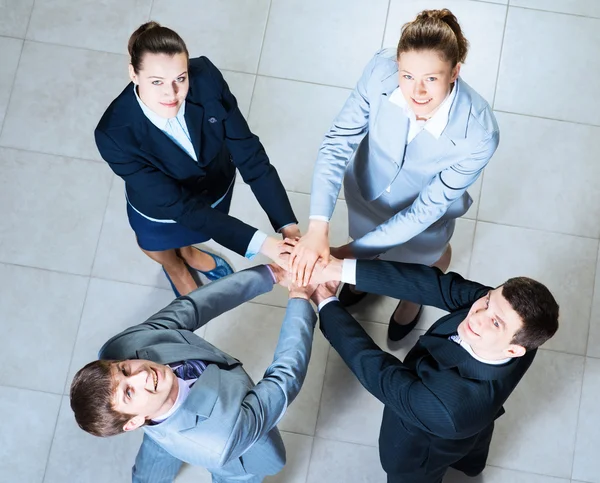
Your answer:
[0,1,599,482]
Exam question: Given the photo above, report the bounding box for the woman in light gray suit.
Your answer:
[289,9,499,340]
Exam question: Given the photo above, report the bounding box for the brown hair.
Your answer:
[501,277,559,351]
[128,21,189,73]
[70,360,135,437]
[397,9,469,67]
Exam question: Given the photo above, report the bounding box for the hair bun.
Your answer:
[128,21,161,57]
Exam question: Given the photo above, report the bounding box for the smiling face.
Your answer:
[457,287,527,360]
[110,359,178,431]
[129,52,189,119]
[397,49,460,119]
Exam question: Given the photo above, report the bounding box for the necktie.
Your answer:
[172,359,208,382]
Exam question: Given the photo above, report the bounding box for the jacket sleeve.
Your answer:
[318,301,460,439]
[354,260,490,311]
[202,58,297,232]
[309,51,380,220]
[219,298,317,464]
[95,128,258,256]
[99,266,275,359]
[348,130,499,259]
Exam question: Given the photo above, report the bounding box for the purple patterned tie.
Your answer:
[172,359,208,382]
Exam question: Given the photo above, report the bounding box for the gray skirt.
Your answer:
[343,170,456,266]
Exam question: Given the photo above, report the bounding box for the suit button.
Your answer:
[201,190,209,196]
[208,117,217,123]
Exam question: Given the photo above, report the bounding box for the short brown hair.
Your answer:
[70,360,134,437]
[502,277,559,350]
[128,21,189,74]
[397,9,469,67]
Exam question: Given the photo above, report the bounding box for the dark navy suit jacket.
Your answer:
[319,261,536,480]
[95,56,296,256]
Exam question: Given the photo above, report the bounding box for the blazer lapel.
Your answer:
[136,342,233,367]
[184,101,204,161]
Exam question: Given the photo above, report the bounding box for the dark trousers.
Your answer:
[386,423,494,483]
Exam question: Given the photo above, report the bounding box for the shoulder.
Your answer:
[363,48,398,82]
[187,56,225,100]
[96,83,137,134]
[457,78,499,140]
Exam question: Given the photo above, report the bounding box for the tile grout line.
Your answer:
[0,38,26,142]
[379,0,393,50]
[510,3,600,20]
[253,0,273,81]
[41,275,92,483]
[582,244,600,357]
[466,219,479,279]
[0,144,104,165]
[490,1,509,109]
[567,356,589,480]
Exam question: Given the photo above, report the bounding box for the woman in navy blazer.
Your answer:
[95,22,299,296]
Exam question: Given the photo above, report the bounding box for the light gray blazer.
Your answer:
[310,49,499,258]
[99,266,316,479]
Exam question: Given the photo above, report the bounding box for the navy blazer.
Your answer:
[319,261,536,480]
[95,56,296,256]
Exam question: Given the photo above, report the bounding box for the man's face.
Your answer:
[110,359,178,430]
[457,287,526,360]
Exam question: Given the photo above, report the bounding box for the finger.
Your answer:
[303,259,316,287]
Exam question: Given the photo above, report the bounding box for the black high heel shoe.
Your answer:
[388,304,423,341]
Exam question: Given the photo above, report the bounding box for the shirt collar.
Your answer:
[151,377,191,424]
[389,80,458,139]
[449,333,512,366]
[133,84,187,131]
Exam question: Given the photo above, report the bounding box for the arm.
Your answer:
[318,300,458,438]
[220,294,317,464]
[348,131,499,259]
[99,265,275,358]
[289,51,379,285]
[203,58,297,233]
[95,129,258,256]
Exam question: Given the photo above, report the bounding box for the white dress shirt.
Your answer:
[132,86,267,258]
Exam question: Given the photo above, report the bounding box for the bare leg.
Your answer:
[140,247,198,295]
[178,245,217,272]
[392,244,453,325]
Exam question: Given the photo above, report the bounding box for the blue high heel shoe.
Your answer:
[189,247,234,281]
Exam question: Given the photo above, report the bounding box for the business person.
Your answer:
[70,264,317,483]
[290,9,499,340]
[307,256,559,483]
[95,21,299,297]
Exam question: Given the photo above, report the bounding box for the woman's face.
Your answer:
[397,49,460,119]
[129,52,189,119]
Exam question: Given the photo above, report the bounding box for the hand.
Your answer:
[310,280,341,306]
[280,224,301,240]
[259,236,287,269]
[308,256,343,285]
[288,282,318,300]
[267,263,292,288]
[288,221,330,287]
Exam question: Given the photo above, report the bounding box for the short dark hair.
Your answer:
[128,21,189,74]
[70,360,134,437]
[501,277,559,350]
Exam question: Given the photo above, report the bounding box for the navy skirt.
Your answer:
[126,186,234,252]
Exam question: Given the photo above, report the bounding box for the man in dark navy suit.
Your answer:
[305,255,559,483]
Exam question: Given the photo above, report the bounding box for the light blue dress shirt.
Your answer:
[133,86,267,258]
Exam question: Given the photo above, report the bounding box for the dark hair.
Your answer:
[70,360,134,437]
[128,21,189,73]
[397,9,469,67]
[501,277,559,350]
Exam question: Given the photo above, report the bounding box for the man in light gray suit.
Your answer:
[70,264,317,483]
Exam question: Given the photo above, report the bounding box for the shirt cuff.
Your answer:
[245,230,268,259]
[309,215,331,223]
[264,265,277,283]
[277,222,296,234]
[341,259,357,285]
[317,296,339,312]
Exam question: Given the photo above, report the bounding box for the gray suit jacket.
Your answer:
[310,49,499,258]
[99,266,317,479]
